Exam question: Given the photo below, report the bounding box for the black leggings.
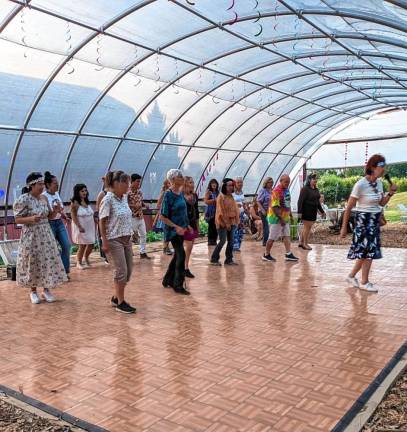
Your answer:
[163,235,185,289]
[207,217,218,244]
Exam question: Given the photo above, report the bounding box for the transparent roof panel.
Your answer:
[61,136,119,199]
[1,0,407,204]
[31,0,147,28]
[110,140,156,177]
[143,144,189,199]
[11,133,73,200]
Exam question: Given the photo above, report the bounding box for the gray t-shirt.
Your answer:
[350,177,384,213]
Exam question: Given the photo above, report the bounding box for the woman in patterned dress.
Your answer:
[13,172,67,304]
[341,155,397,292]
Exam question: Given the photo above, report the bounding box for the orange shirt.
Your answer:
[215,193,240,228]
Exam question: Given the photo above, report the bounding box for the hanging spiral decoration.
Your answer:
[95,35,104,71]
[253,0,263,37]
[227,0,238,25]
[20,8,28,59]
[65,21,75,74]
[153,53,161,92]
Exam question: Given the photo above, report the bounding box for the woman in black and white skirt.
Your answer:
[341,154,397,292]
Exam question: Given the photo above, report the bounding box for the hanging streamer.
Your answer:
[365,142,369,164]
[95,35,104,71]
[20,7,28,59]
[172,58,180,94]
[344,142,348,173]
[153,54,161,92]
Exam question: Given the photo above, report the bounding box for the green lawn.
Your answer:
[384,191,407,222]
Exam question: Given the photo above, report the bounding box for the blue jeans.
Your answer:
[49,219,71,274]
[260,213,269,246]
[211,225,236,263]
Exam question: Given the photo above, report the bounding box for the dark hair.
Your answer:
[105,170,130,187]
[44,171,56,189]
[131,173,142,182]
[71,183,89,205]
[221,178,234,195]
[365,154,386,175]
[22,172,43,194]
[305,173,318,187]
[207,179,219,193]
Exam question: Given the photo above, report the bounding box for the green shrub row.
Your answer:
[317,174,407,206]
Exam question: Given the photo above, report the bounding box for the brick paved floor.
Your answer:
[0,242,406,431]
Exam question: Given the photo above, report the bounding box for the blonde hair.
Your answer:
[184,176,194,193]
[262,177,274,188]
[161,179,170,193]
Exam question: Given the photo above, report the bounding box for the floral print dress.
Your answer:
[13,193,67,289]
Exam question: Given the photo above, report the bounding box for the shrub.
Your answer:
[317,174,407,205]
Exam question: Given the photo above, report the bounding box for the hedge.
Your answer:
[317,175,407,205]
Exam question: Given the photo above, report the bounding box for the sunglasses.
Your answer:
[369,181,379,194]
[376,162,386,168]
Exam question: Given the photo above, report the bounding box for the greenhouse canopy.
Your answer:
[1,0,407,209]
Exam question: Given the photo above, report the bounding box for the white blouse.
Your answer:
[99,192,133,240]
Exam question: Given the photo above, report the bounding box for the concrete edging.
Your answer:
[332,341,407,432]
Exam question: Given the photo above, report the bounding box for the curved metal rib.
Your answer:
[254,99,406,192]
[3,0,157,224]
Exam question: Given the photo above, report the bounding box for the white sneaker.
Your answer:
[346,276,359,288]
[42,290,56,303]
[30,292,41,304]
[359,282,378,293]
[77,262,86,270]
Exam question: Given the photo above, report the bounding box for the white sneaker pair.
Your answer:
[346,276,378,292]
[30,290,56,304]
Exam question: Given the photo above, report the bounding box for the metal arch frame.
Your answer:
[0,125,308,156]
[277,0,407,92]
[171,0,401,111]
[3,1,407,203]
[253,102,396,193]
[125,4,407,188]
[265,101,406,188]
[192,84,401,192]
[3,0,157,225]
[0,0,30,33]
[160,56,406,181]
[104,44,399,180]
[135,38,407,185]
[262,97,407,188]
[244,95,407,192]
[261,93,407,159]
[220,83,403,181]
[13,3,407,190]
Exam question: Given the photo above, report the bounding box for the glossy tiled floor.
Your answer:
[1,242,407,432]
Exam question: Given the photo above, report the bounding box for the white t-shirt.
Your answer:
[350,177,384,213]
[42,191,64,220]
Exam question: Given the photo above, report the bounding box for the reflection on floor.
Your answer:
[1,242,406,432]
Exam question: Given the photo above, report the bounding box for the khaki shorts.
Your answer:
[268,223,290,241]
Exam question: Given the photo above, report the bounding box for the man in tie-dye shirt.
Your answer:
[262,174,299,262]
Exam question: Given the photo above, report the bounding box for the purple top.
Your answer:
[257,187,271,211]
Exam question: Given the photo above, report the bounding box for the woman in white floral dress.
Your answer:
[13,172,67,304]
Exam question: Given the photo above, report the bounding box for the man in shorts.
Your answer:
[262,174,299,262]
